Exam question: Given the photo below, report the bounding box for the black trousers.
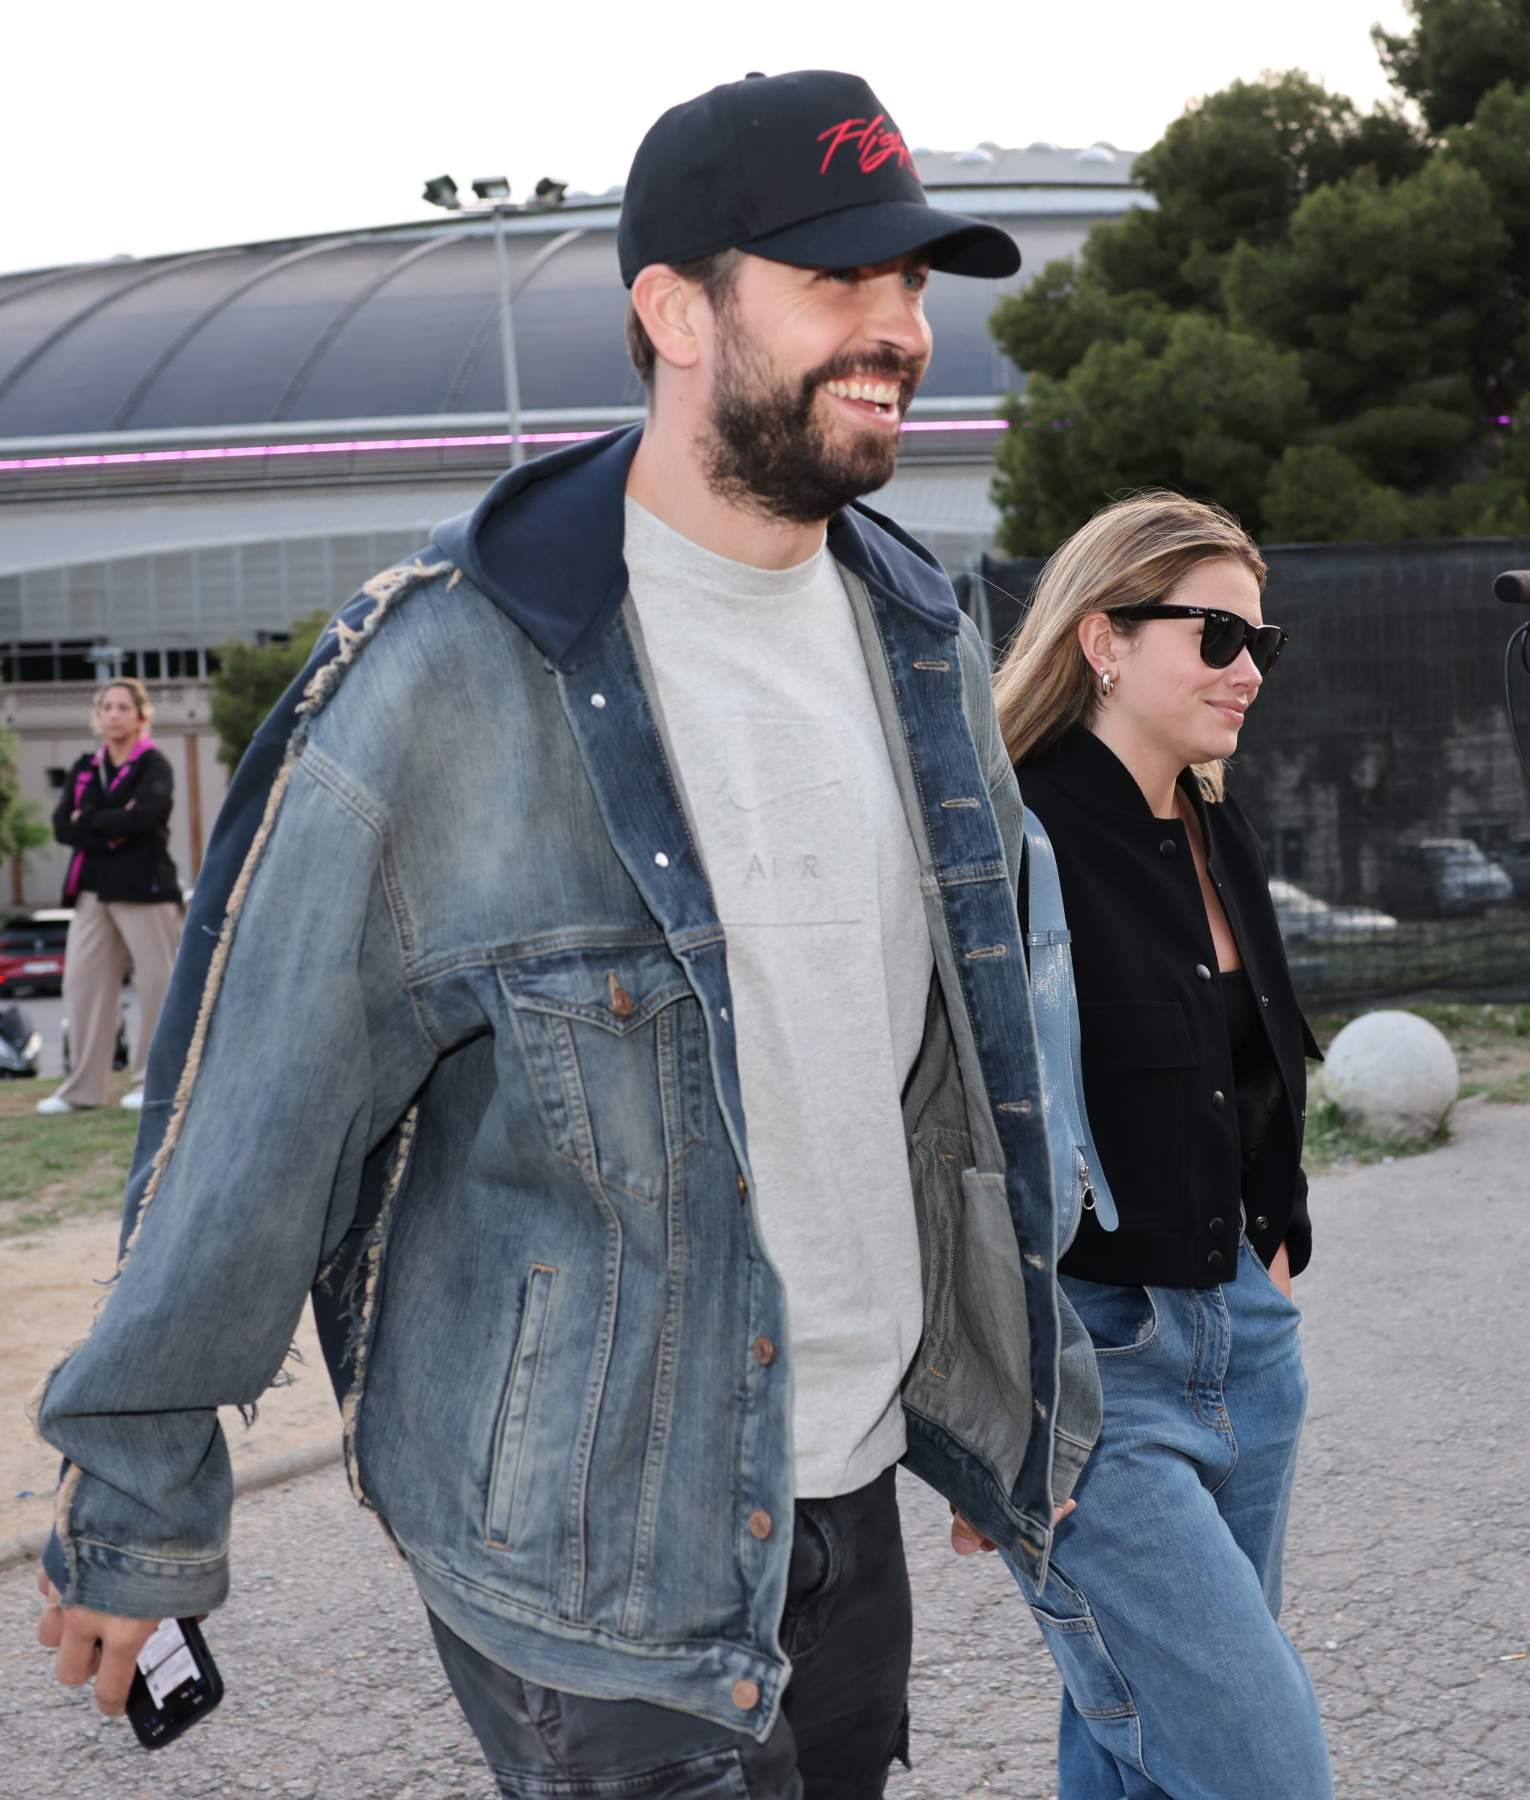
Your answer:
[428,1465,913,1798]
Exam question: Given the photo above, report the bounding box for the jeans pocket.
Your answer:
[1027,1569,1138,1723]
[1241,1240,1301,1314]
[780,1504,838,1661]
[1059,1276,1159,1356]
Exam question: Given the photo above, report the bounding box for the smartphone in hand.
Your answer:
[126,1616,223,1749]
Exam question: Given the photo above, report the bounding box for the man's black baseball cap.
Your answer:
[617,70,1021,287]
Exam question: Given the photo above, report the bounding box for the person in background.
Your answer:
[40,676,182,1115]
[963,491,1333,1799]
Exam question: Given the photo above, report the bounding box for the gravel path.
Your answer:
[4,1102,1526,1798]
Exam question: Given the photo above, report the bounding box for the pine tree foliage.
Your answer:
[990,4,1530,553]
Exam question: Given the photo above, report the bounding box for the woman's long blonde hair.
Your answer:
[991,491,1267,803]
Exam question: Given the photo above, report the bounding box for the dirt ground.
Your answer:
[1,1213,336,1545]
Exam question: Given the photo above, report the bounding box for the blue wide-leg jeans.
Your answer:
[1004,1239,1333,1800]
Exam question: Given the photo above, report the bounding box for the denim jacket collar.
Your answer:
[432,425,961,670]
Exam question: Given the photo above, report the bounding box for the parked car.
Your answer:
[0,908,71,997]
[1382,839,1515,918]
[1268,879,1399,943]
[1502,833,1530,902]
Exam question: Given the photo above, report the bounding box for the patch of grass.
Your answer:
[1468,1069,1530,1105]
[1303,1097,1450,1171]
[0,1080,137,1237]
[1307,1000,1530,1047]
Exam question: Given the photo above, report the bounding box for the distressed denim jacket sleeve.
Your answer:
[35,746,438,1619]
[958,616,1104,1507]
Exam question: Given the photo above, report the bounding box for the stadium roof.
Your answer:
[0,146,1144,468]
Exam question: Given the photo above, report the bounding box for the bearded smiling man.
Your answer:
[33,70,1101,1799]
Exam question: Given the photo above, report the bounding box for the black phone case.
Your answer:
[126,1616,224,1749]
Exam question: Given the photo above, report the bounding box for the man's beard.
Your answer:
[702,315,923,526]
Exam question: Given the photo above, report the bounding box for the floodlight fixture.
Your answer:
[472,176,512,201]
[532,176,568,207]
[422,175,461,210]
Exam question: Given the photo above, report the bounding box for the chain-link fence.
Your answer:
[963,538,1530,1006]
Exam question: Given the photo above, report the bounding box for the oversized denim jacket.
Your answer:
[37,428,1102,1740]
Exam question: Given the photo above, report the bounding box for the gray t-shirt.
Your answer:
[624,497,933,1498]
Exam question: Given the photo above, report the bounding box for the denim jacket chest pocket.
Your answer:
[498,939,707,1206]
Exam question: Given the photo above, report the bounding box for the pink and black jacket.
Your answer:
[52,739,182,906]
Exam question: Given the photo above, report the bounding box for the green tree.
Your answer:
[1374,0,1530,133]
[1075,73,1425,312]
[208,610,331,772]
[1259,445,1429,542]
[992,313,1312,554]
[989,21,1530,551]
[1222,158,1511,470]
[1445,399,1530,533]
[0,722,49,864]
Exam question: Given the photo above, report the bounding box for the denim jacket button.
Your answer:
[731,1679,760,1711]
[752,1336,776,1367]
[747,1509,773,1541]
[736,1174,748,1202]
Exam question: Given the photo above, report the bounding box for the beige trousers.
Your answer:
[55,893,183,1106]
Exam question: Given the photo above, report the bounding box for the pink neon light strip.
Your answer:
[0,417,1010,475]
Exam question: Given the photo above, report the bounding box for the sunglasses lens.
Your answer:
[1198,613,1243,669]
[1249,627,1285,675]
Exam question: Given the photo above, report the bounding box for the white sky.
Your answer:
[6,0,1415,276]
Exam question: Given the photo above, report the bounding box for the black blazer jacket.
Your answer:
[1019,726,1319,1288]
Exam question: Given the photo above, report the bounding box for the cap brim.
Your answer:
[739,200,1020,278]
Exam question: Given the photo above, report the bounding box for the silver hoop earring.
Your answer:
[1100,670,1114,698]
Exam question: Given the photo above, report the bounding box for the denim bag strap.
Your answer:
[1023,807,1119,1244]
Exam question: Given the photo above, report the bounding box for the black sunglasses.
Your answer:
[1115,604,1289,676]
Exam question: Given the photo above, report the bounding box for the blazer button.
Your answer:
[731,1679,760,1712]
[1207,1249,1224,1269]
[1208,1216,1224,1232]
[1159,838,1177,856]
[748,1509,774,1541]
[1211,1090,1226,1109]
[1195,963,1212,982]
[1254,1214,1270,1231]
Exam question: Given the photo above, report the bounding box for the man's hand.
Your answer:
[1269,1240,1294,1302]
[35,1571,158,1717]
[950,1499,1076,1556]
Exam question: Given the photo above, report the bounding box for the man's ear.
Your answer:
[630,264,704,375]
[1077,610,1116,672]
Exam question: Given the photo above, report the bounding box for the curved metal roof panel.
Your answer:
[0,181,1142,445]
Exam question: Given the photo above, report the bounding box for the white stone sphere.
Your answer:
[1323,1010,1459,1144]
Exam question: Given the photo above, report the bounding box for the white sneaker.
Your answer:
[37,1094,81,1115]
[120,1088,145,1111]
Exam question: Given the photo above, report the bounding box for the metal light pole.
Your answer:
[487,203,526,468]
[424,173,584,470]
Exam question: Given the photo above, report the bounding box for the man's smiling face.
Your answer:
[697,251,934,525]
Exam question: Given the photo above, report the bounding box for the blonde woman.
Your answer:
[41,678,182,1114]
[975,493,1332,1797]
